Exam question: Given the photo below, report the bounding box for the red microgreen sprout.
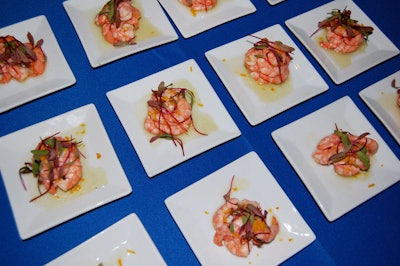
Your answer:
[247,35,294,84]
[18,133,84,202]
[310,7,374,39]
[328,124,371,171]
[146,81,207,156]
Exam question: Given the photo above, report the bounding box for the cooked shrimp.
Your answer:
[312,125,378,177]
[95,0,141,46]
[212,177,279,257]
[145,93,192,136]
[0,64,12,83]
[252,215,279,246]
[311,8,373,54]
[144,81,206,155]
[179,0,217,12]
[0,33,46,84]
[312,133,341,165]
[320,26,364,53]
[39,144,82,194]
[7,65,31,82]
[244,37,294,85]
[27,45,46,76]
[19,133,84,201]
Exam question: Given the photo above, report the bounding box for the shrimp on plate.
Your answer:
[179,0,217,12]
[144,81,206,155]
[244,36,294,85]
[391,79,400,107]
[19,133,85,202]
[311,7,373,53]
[95,0,141,46]
[212,177,279,257]
[0,33,46,84]
[312,125,378,177]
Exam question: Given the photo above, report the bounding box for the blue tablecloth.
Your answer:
[0,0,399,265]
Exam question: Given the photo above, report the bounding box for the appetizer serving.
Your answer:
[19,133,85,202]
[144,81,206,155]
[312,125,378,177]
[391,79,400,107]
[0,32,46,84]
[178,0,217,12]
[95,0,141,46]
[311,7,373,53]
[213,177,279,257]
[244,36,294,85]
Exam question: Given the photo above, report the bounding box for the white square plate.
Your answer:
[63,0,178,67]
[205,24,328,125]
[272,96,400,221]
[0,104,132,239]
[285,0,399,84]
[359,70,400,145]
[107,59,241,177]
[165,151,315,265]
[46,213,166,266]
[267,0,285,5]
[157,0,256,38]
[0,15,75,113]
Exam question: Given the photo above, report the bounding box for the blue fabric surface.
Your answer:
[0,0,399,265]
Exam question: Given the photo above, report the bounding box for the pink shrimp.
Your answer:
[320,26,364,53]
[145,91,192,136]
[26,43,46,77]
[312,133,341,165]
[212,177,279,257]
[179,0,217,12]
[312,126,378,177]
[244,37,294,85]
[39,143,82,194]
[19,134,84,201]
[0,33,46,84]
[0,64,12,83]
[95,0,141,46]
[311,8,373,54]
[144,81,206,155]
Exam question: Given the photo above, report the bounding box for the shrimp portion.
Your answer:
[311,8,373,54]
[19,133,84,201]
[0,33,46,84]
[144,81,206,155]
[179,0,217,12]
[312,125,378,177]
[320,26,364,53]
[212,177,279,257]
[95,0,141,46]
[244,37,294,85]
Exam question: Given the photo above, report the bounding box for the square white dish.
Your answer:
[63,0,178,68]
[157,0,256,38]
[271,96,400,221]
[205,24,328,125]
[0,104,132,239]
[46,213,166,266]
[359,70,400,145]
[107,59,241,177]
[165,151,316,265]
[0,15,76,113]
[267,0,285,5]
[285,0,399,84]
